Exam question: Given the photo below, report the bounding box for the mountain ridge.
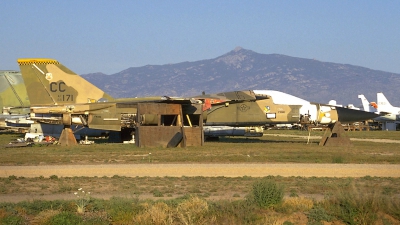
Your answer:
[82,47,400,106]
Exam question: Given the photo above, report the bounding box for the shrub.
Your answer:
[45,211,82,225]
[332,155,344,163]
[151,189,164,197]
[16,200,66,214]
[176,196,211,225]
[250,179,284,209]
[385,196,400,220]
[31,210,60,225]
[133,202,173,225]
[280,197,314,213]
[209,200,259,224]
[8,175,17,181]
[289,189,299,197]
[307,206,332,224]
[105,197,138,224]
[283,221,294,225]
[0,215,25,225]
[81,211,110,225]
[327,184,380,225]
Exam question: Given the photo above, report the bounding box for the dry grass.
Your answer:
[1,129,399,224]
[1,130,400,165]
[134,202,173,225]
[0,177,399,224]
[281,197,314,212]
[30,209,60,225]
[0,176,399,203]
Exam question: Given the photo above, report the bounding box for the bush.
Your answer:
[250,178,284,209]
[31,210,60,225]
[105,197,139,224]
[176,196,210,225]
[208,200,259,224]
[279,197,314,213]
[385,196,400,220]
[151,189,164,197]
[133,202,173,225]
[307,206,332,224]
[15,200,66,214]
[332,155,344,164]
[0,215,25,225]
[327,184,380,225]
[81,211,110,225]
[45,211,82,225]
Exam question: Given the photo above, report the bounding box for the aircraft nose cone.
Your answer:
[336,107,378,123]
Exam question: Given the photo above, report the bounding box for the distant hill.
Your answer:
[82,47,400,106]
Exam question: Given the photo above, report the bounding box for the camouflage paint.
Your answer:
[0,71,30,112]
[18,59,114,106]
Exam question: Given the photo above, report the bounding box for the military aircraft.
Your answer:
[0,70,32,132]
[358,93,400,130]
[18,58,378,145]
[17,58,203,146]
[0,71,108,138]
[0,71,30,110]
[194,89,378,127]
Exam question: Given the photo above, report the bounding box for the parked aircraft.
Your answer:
[0,71,30,110]
[358,94,375,113]
[18,58,378,144]
[376,93,400,118]
[0,71,115,138]
[195,89,378,126]
[18,58,204,146]
[0,70,32,131]
[358,93,399,130]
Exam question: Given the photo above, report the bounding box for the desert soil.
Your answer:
[1,163,399,178]
[1,163,400,203]
[2,135,399,202]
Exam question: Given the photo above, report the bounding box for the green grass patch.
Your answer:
[1,131,400,165]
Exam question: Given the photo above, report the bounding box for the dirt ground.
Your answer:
[263,133,400,143]
[1,163,400,178]
[1,163,399,203]
[2,134,399,203]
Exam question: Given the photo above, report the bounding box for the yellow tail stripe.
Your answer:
[17,58,59,66]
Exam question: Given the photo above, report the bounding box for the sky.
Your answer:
[1,0,399,75]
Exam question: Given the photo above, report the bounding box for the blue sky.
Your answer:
[1,0,399,75]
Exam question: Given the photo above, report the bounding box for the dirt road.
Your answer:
[1,163,399,178]
[263,133,400,143]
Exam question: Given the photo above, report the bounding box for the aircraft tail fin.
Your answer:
[0,71,30,109]
[357,94,371,112]
[377,92,393,113]
[17,58,114,106]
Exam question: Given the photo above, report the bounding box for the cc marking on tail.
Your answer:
[50,82,66,92]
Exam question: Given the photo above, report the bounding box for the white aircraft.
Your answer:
[358,93,400,130]
[358,94,373,113]
[377,93,400,118]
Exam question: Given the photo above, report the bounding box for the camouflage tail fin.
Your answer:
[17,58,114,106]
[0,71,30,110]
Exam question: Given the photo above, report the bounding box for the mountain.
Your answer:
[82,47,400,106]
